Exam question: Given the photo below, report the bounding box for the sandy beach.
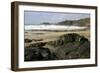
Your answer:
[24,30,90,48]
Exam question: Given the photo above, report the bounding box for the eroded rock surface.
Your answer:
[47,33,90,59]
[24,33,90,61]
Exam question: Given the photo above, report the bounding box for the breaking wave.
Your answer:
[25,25,87,31]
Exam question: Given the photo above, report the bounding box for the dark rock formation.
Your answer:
[25,47,51,61]
[25,33,90,61]
[47,33,90,60]
[25,38,32,43]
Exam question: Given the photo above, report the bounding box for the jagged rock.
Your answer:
[46,33,90,59]
[25,33,90,61]
[24,46,58,61]
[25,38,32,43]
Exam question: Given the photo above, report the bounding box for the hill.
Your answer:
[57,18,90,27]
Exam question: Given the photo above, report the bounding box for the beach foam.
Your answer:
[25,25,87,31]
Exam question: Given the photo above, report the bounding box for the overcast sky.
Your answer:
[24,11,90,24]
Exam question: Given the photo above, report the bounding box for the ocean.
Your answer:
[25,25,87,31]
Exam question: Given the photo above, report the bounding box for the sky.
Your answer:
[24,11,90,25]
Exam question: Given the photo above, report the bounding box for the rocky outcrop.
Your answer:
[24,42,58,61]
[25,38,32,43]
[46,33,90,59]
[24,33,90,61]
[25,47,51,61]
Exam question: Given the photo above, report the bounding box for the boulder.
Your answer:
[24,46,58,61]
[47,33,90,59]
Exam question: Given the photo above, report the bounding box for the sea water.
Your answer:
[25,25,87,31]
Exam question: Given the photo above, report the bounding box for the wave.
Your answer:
[25,25,87,31]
